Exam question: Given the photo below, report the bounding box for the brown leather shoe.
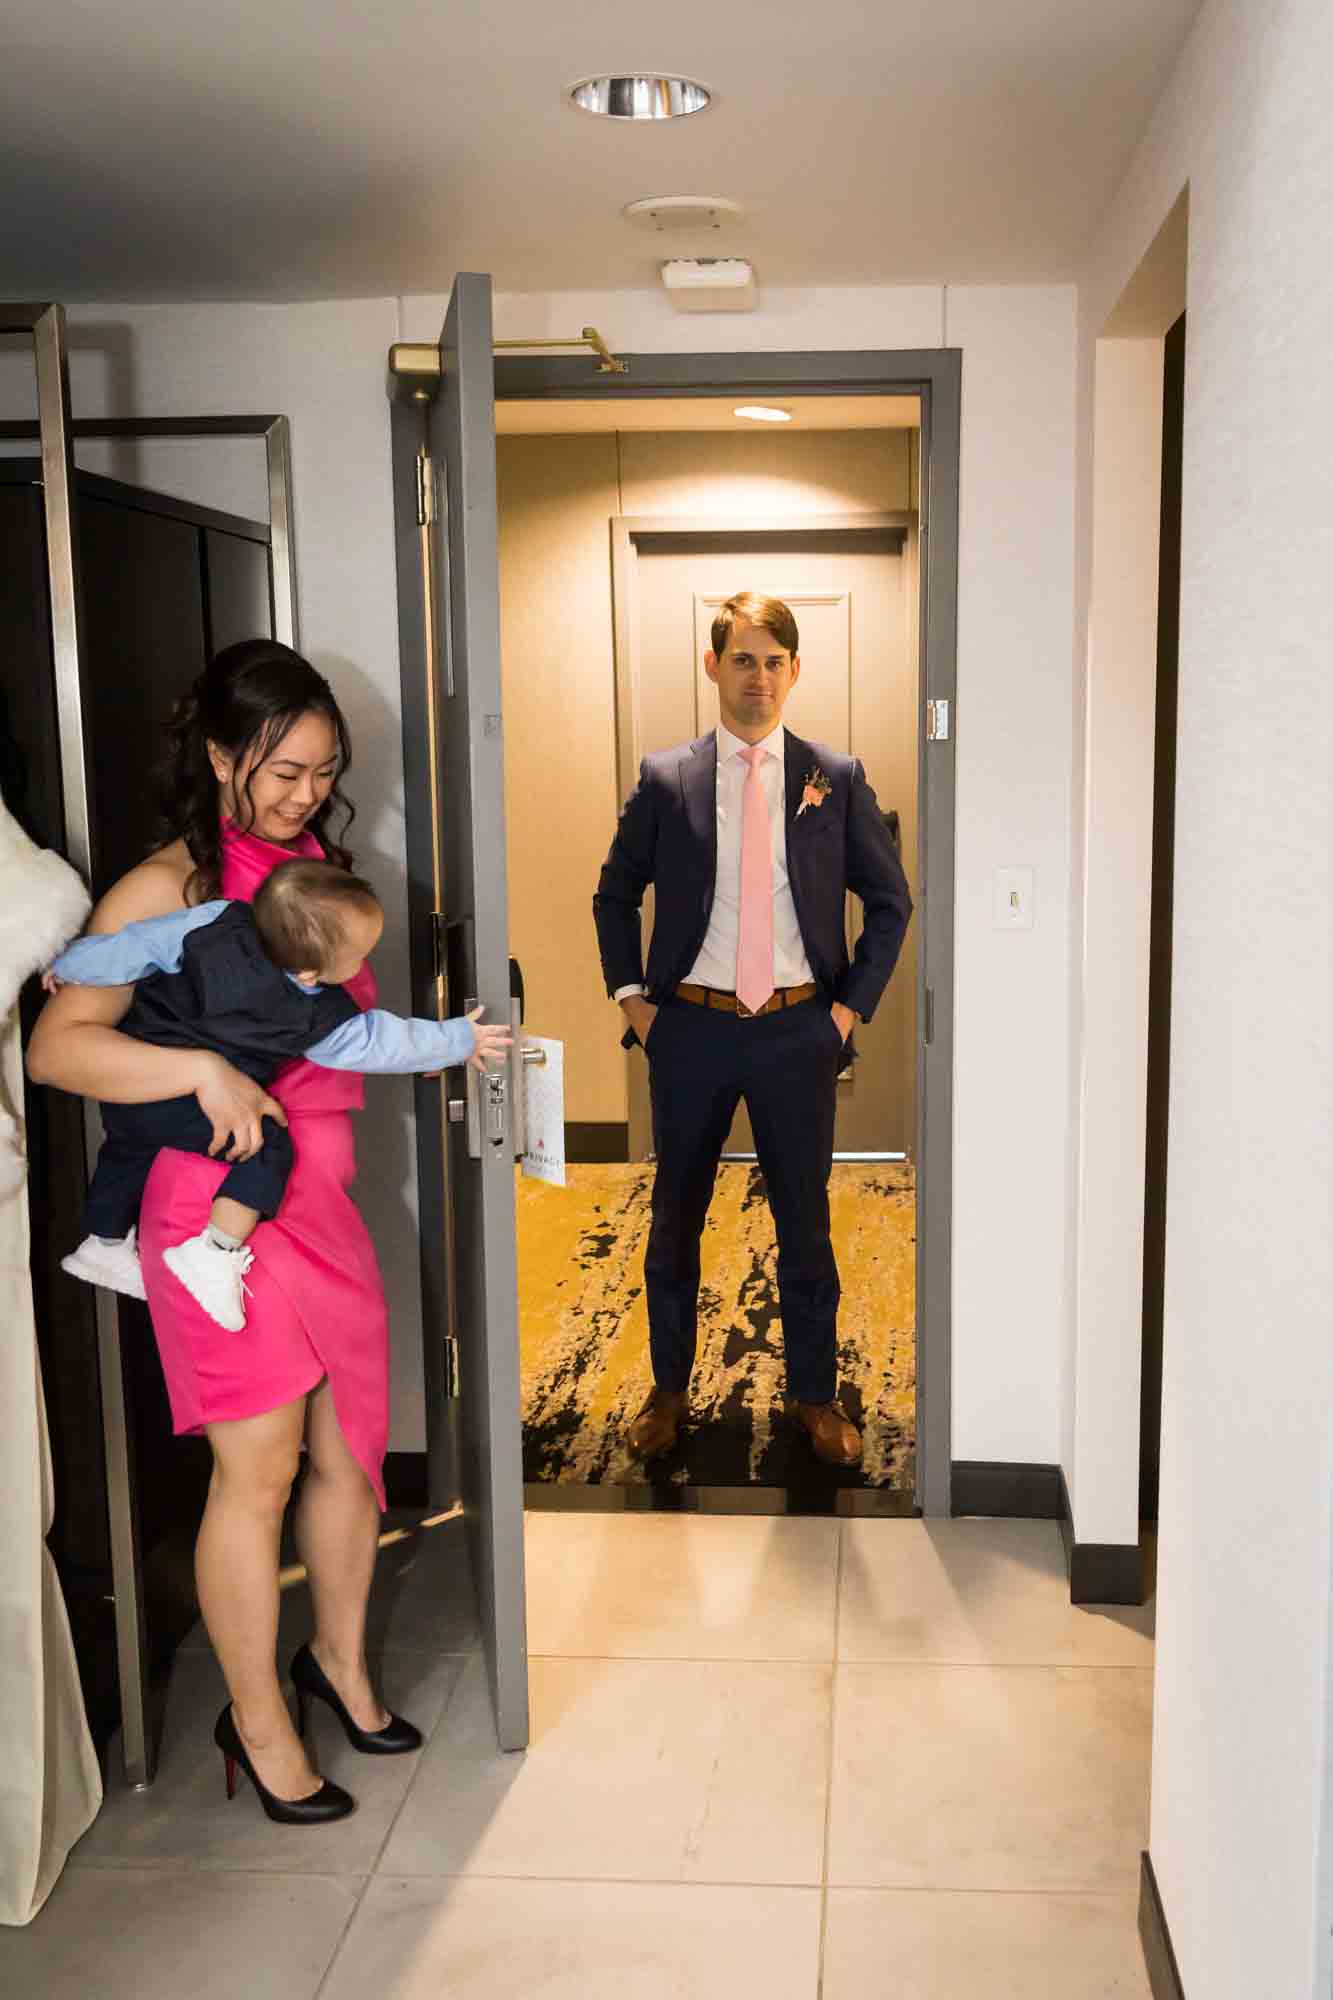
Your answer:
[627,1389,689,1461]
[787,1398,863,1468]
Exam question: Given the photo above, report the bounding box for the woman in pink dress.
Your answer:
[28,640,421,1824]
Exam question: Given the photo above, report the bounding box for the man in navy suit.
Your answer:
[594,592,913,1466]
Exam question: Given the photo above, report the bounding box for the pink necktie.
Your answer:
[736,745,775,1015]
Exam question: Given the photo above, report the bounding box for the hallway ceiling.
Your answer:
[3,0,1201,303]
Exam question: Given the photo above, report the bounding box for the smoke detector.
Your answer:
[624,195,744,234]
[660,258,757,313]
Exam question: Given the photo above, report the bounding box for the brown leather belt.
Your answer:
[674,981,817,1019]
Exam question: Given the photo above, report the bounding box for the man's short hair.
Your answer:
[252,858,380,973]
[710,592,800,660]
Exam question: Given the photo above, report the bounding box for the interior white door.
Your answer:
[630,531,918,1157]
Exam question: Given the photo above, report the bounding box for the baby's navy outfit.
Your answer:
[53,900,473,1237]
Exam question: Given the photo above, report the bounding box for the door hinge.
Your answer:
[443,1333,460,1399]
[925,698,950,742]
[416,451,436,527]
[924,986,935,1045]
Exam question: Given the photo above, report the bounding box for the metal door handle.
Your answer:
[520,1045,547,1067]
[464,996,509,1154]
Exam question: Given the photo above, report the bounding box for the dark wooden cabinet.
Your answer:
[0,460,274,1742]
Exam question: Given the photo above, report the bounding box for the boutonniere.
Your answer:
[795,766,832,818]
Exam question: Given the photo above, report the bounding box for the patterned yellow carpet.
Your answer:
[516,1162,916,1490]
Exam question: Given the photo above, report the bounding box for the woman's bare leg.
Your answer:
[198,1398,320,1799]
[293,1379,388,1731]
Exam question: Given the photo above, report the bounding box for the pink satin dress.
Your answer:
[137,820,389,1506]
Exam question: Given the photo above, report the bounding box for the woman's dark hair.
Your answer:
[155,640,356,903]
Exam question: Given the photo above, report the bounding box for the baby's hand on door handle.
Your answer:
[466,1006,514,1072]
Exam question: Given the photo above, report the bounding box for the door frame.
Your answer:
[492,348,959,1520]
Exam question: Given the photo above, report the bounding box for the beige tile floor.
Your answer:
[2,1513,1155,1999]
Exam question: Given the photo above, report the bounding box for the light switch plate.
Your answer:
[994,866,1034,931]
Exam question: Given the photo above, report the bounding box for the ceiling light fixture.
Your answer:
[624,195,743,233]
[734,405,793,423]
[570,75,710,120]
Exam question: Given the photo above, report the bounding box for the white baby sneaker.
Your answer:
[162,1229,254,1332]
[61,1227,148,1301]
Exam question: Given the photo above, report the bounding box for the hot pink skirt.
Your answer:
[137,1109,389,1508]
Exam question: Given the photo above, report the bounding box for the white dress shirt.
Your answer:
[614,723,813,1001]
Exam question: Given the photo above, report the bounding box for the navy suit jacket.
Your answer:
[594,730,913,1053]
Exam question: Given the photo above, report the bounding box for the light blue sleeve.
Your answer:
[51,901,231,985]
[304,1009,478,1074]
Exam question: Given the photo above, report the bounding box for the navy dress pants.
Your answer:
[83,1097,294,1241]
[643,995,843,1405]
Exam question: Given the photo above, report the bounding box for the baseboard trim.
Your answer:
[950,1461,1062,1519]
[383,1450,429,1509]
[1139,1852,1186,1999]
[1058,1468,1145,1605]
[565,1121,630,1163]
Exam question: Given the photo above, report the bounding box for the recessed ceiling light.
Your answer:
[734,405,793,423]
[570,75,710,120]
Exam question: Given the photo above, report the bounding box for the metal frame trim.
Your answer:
[0,413,298,649]
[2,304,153,1786]
[0,317,305,1781]
[264,417,299,647]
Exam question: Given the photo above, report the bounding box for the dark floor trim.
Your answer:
[384,1450,429,1508]
[523,1481,919,1518]
[383,1452,919,1519]
[565,1121,630,1163]
[1139,1852,1186,2000]
[1058,1468,1146,1605]
[950,1460,1062,1518]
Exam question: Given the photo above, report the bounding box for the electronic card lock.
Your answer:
[461,957,547,1161]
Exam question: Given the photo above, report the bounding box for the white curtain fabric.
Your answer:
[0,790,102,1924]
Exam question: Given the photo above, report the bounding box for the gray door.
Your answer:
[390,274,529,1751]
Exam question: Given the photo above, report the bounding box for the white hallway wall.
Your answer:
[1078,0,1333,1993]
[1,281,1079,1480]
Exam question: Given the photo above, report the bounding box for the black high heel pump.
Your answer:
[213,1704,356,1824]
[290,1642,423,1755]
